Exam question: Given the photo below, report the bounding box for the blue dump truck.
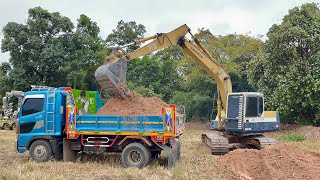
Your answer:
[15,86,185,168]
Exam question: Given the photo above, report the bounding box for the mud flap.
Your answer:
[173,138,181,160]
[151,138,181,168]
[63,138,76,162]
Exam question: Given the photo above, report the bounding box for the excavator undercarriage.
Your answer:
[202,133,277,155]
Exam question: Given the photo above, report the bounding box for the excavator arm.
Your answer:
[95,24,232,128]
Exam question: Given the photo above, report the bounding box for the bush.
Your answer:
[278,133,305,142]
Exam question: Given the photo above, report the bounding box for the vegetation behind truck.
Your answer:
[0,91,24,130]
[16,86,184,168]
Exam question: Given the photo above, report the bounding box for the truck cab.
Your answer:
[16,89,66,154]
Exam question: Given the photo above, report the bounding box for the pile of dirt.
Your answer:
[97,92,168,116]
[219,144,320,180]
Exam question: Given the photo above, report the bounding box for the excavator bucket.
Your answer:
[95,57,129,98]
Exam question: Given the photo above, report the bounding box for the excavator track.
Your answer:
[252,136,277,149]
[202,133,277,154]
[201,133,230,155]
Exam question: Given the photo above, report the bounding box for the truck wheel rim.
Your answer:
[34,145,46,159]
[128,150,142,165]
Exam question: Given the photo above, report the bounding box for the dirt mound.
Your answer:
[97,92,168,116]
[219,144,320,180]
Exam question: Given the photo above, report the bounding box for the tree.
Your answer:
[195,29,262,92]
[1,8,108,91]
[248,3,320,125]
[1,7,74,90]
[106,20,146,51]
[0,62,11,75]
[126,47,184,102]
[0,63,13,105]
[62,14,108,90]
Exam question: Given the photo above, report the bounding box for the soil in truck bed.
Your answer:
[97,92,168,116]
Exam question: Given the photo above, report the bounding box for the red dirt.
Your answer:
[97,92,168,116]
[218,144,320,180]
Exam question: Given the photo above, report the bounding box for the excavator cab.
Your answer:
[210,92,280,135]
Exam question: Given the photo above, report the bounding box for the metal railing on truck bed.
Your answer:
[75,115,165,136]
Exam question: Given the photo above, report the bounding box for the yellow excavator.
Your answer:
[95,24,280,154]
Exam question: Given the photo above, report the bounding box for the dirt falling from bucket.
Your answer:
[97,92,168,116]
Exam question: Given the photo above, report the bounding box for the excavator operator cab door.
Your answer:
[243,93,264,132]
[226,93,264,134]
[225,94,245,131]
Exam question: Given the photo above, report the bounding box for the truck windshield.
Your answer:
[227,95,241,119]
[22,98,44,116]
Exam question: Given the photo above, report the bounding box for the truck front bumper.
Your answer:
[15,140,26,153]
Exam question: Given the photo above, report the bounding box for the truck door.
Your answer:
[17,94,45,148]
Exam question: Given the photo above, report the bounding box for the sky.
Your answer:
[0,0,319,62]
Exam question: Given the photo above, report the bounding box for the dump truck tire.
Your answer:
[29,140,52,162]
[3,123,10,130]
[121,142,151,168]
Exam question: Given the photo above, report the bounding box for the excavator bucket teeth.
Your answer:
[95,58,129,98]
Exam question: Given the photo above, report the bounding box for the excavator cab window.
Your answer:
[245,96,264,117]
[227,95,241,119]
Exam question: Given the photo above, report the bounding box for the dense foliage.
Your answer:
[1,3,319,125]
[248,3,320,125]
[1,7,107,92]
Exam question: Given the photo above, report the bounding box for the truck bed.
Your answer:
[75,115,165,135]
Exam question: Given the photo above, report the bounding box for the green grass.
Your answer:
[278,132,305,142]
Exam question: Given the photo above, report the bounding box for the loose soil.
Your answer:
[97,92,168,116]
[219,144,320,180]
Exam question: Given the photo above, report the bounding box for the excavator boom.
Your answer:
[95,25,190,98]
[95,24,232,119]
